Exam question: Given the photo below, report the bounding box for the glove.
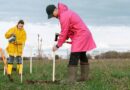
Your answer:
[52,45,59,52]
[8,35,16,43]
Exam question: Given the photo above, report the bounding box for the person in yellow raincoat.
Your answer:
[5,20,26,81]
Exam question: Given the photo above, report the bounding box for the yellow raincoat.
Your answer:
[5,26,26,56]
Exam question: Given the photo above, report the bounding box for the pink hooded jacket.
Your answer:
[57,3,96,52]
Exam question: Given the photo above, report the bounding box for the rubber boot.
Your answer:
[17,64,20,73]
[7,64,13,82]
[19,64,23,75]
[7,64,13,75]
[60,65,77,84]
[78,64,89,82]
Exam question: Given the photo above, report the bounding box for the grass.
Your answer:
[0,59,130,90]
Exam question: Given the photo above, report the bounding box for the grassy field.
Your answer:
[0,59,130,90]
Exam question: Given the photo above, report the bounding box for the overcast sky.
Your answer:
[0,0,130,25]
[0,0,130,56]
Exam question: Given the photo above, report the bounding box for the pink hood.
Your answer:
[58,3,68,17]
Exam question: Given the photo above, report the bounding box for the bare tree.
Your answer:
[37,34,43,60]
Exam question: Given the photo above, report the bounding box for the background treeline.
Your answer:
[94,51,130,59]
[1,51,130,61]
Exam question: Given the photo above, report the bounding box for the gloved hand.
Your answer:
[8,34,16,43]
[52,45,59,52]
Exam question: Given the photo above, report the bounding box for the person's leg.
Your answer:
[7,55,14,81]
[7,56,14,75]
[80,52,88,65]
[16,56,22,75]
[61,52,80,84]
[69,52,80,66]
[79,52,89,81]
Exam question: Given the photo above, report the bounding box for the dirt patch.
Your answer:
[26,80,60,84]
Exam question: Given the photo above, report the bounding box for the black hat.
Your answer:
[46,5,56,19]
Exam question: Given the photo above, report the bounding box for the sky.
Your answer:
[0,0,130,56]
[0,0,130,25]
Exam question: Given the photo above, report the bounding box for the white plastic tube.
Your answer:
[21,56,23,83]
[30,48,32,74]
[52,51,56,82]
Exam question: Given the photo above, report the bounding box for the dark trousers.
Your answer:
[69,52,89,66]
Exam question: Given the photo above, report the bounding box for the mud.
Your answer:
[26,80,60,84]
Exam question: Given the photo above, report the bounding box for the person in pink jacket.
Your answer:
[46,3,96,83]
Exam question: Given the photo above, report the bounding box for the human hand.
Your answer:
[52,45,59,52]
